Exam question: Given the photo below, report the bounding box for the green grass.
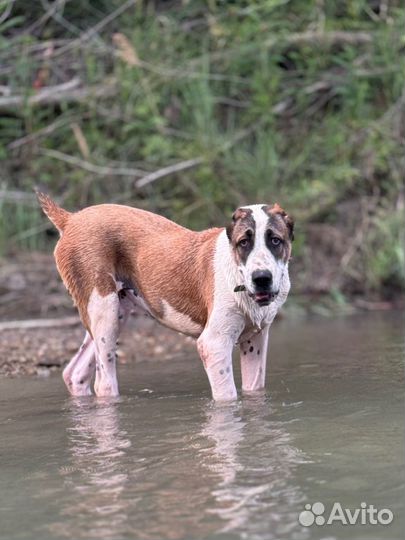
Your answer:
[0,0,404,296]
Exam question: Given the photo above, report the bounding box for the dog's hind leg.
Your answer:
[93,290,133,397]
[63,332,96,396]
[86,288,120,397]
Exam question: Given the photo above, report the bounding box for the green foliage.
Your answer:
[0,0,404,296]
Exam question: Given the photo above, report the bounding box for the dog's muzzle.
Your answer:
[251,270,278,306]
[234,270,279,306]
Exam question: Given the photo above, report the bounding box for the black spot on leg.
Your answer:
[249,346,254,353]
[101,337,106,343]
[79,379,84,384]
[243,351,247,355]
[226,366,230,373]
[219,369,224,375]
[257,349,260,355]
[119,314,123,320]
[248,340,251,344]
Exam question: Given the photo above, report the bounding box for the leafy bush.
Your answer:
[0,0,404,297]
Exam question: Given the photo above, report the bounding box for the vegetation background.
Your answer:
[0,0,404,318]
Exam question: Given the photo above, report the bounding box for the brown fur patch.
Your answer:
[226,207,255,265]
[262,204,294,262]
[52,204,220,334]
[264,203,294,241]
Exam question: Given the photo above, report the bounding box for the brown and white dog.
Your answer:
[37,193,294,401]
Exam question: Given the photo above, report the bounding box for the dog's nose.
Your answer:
[252,270,273,289]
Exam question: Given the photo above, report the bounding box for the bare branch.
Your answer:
[275,30,373,48]
[8,115,78,149]
[39,0,80,36]
[135,158,204,188]
[40,148,148,178]
[0,78,116,109]
[54,0,137,58]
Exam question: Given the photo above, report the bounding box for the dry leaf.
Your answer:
[71,123,90,159]
[112,32,140,67]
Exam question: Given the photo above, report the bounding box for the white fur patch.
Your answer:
[236,204,287,296]
[160,300,203,337]
[87,289,118,328]
[214,225,290,333]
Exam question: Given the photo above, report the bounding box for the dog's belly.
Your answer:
[157,300,203,338]
[117,283,203,338]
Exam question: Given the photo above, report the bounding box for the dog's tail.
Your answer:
[36,190,71,234]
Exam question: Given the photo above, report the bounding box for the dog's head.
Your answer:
[226,204,294,306]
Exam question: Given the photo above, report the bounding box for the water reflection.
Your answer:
[1,313,402,540]
[200,396,309,539]
[50,398,131,540]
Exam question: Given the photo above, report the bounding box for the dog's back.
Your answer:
[37,193,219,333]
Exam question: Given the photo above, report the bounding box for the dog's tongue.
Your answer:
[255,292,270,301]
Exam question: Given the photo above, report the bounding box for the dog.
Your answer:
[37,192,294,401]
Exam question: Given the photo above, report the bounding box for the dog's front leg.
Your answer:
[239,326,270,394]
[197,309,244,401]
[197,330,237,401]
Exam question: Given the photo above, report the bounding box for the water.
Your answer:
[0,312,403,540]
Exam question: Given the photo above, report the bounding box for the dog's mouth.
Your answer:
[253,291,278,306]
[234,285,278,306]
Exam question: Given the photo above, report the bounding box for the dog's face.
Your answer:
[226,204,294,306]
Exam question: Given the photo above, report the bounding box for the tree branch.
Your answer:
[135,158,204,188]
[40,148,147,178]
[0,78,116,109]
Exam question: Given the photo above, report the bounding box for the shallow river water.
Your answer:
[0,312,404,540]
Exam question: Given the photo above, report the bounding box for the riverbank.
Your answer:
[1,251,403,377]
[0,317,196,377]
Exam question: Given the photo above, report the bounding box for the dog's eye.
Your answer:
[271,237,282,247]
[238,238,249,248]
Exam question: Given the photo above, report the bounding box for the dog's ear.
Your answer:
[284,214,294,241]
[226,221,234,242]
[226,208,249,241]
[271,203,294,241]
[226,210,237,241]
